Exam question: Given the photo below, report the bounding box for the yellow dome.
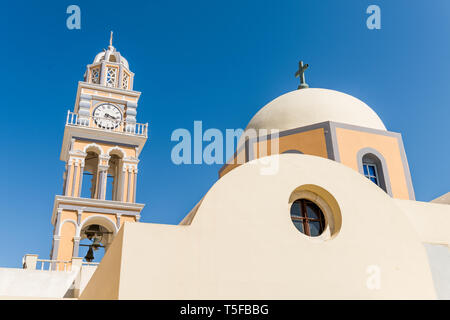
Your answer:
[245,88,386,131]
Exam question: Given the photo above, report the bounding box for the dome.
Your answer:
[245,88,386,132]
[93,45,129,69]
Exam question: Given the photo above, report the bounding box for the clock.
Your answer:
[93,103,122,129]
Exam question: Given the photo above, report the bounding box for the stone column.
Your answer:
[54,208,63,236]
[97,164,109,200]
[132,168,138,203]
[119,164,127,202]
[50,235,61,267]
[62,169,68,195]
[127,168,132,203]
[77,209,83,225]
[73,236,81,258]
[71,162,79,197]
[77,162,85,197]
[64,160,73,196]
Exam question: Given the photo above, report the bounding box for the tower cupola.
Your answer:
[84,31,134,90]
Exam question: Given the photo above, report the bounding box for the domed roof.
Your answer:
[93,45,129,69]
[245,88,386,132]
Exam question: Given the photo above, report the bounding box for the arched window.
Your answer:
[81,151,100,199]
[357,148,392,196]
[290,199,326,237]
[105,154,122,201]
[362,153,386,192]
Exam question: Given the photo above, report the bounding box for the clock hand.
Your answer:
[104,113,116,120]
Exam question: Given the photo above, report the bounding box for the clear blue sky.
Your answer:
[1,0,449,267]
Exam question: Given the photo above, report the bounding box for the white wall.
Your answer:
[424,244,450,300]
[0,268,77,299]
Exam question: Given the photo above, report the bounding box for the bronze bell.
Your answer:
[84,245,95,262]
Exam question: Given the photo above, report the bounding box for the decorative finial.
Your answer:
[109,31,114,49]
[295,60,309,89]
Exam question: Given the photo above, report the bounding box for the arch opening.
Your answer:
[78,217,116,263]
[81,151,100,199]
[105,152,123,201]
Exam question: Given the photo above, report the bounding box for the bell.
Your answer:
[84,245,95,262]
[85,225,101,241]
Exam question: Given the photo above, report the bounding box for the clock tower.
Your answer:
[50,34,148,266]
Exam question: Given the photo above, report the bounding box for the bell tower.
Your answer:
[50,33,148,265]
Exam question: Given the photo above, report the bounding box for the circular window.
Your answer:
[290,199,326,237]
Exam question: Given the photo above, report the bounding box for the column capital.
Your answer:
[69,150,87,158]
[98,164,109,172]
[99,154,111,162]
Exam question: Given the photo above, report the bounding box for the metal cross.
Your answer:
[295,61,309,89]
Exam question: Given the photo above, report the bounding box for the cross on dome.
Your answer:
[295,60,309,89]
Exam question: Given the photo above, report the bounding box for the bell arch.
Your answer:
[76,215,118,262]
[81,147,102,199]
[83,143,104,155]
[106,147,126,201]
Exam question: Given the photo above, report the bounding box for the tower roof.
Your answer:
[92,31,129,69]
[245,88,386,132]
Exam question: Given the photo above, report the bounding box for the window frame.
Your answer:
[105,65,119,88]
[356,148,393,196]
[90,66,100,84]
[290,199,326,237]
[363,162,380,186]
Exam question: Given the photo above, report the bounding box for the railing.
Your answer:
[22,255,99,274]
[36,259,72,272]
[82,262,100,267]
[66,111,148,137]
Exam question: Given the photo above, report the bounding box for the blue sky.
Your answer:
[0,0,449,267]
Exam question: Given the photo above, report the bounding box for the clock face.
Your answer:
[93,104,122,129]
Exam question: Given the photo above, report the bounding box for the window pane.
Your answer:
[293,220,304,233]
[370,177,378,185]
[290,201,302,217]
[305,203,320,219]
[363,164,368,176]
[368,165,376,176]
[290,199,326,237]
[308,221,323,237]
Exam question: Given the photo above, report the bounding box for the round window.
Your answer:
[290,199,326,237]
